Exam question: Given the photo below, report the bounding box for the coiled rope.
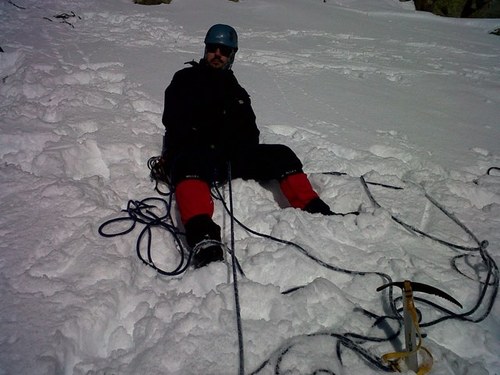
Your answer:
[98,196,192,276]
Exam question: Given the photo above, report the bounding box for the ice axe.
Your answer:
[377,280,462,374]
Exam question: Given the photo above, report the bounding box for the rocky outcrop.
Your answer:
[133,0,171,5]
[413,0,500,18]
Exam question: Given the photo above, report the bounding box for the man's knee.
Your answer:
[264,144,303,179]
[169,151,215,185]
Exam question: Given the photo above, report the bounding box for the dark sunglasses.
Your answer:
[206,43,234,57]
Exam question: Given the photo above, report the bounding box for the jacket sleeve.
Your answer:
[162,71,193,149]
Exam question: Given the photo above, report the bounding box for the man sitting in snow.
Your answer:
[160,24,334,268]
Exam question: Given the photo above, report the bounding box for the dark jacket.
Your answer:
[162,60,260,164]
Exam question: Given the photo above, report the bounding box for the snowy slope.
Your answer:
[1,0,499,374]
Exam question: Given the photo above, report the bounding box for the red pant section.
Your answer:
[280,173,319,209]
[175,179,214,224]
[176,173,317,223]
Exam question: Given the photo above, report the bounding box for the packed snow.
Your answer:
[1,0,499,374]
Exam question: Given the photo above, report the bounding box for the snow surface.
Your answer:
[1,0,499,374]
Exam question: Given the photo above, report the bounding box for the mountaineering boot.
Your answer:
[303,197,335,216]
[192,245,224,269]
[184,214,224,268]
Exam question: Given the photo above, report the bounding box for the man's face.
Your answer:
[205,43,234,69]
